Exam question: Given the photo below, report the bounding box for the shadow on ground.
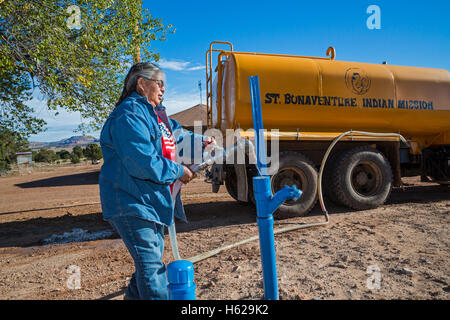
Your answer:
[14,171,100,188]
[0,211,112,248]
[1,184,448,248]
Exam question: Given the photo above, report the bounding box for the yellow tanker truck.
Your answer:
[204,41,450,216]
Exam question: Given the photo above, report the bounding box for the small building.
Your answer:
[169,104,207,133]
[16,152,33,165]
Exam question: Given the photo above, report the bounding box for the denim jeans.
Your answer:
[108,215,168,300]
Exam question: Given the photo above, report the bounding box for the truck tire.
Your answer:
[322,151,343,205]
[330,146,392,210]
[270,151,318,217]
[246,165,258,206]
[225,166,249,204]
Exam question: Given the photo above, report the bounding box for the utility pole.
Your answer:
[198,80,202,105]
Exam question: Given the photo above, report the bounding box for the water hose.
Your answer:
[168,141,245,260]
[173,130,407,265]
[105,131,409,299]
[167,212,182,261]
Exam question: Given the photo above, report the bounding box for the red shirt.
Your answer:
[157,115,176,193]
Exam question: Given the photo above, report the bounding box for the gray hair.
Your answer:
[115,62,164,107]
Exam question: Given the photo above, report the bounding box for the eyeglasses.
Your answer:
[141,76,165,89]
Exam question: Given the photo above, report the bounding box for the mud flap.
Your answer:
[210,164,223,193]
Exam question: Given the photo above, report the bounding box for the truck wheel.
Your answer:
[330,146,392,210]
[270,151,318,217]
[322,151,343,205]
[247,165,258,206]
[225,166,248,204]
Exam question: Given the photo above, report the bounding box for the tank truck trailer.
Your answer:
[203,41,450,216]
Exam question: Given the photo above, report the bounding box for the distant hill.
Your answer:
[29,136,100,151]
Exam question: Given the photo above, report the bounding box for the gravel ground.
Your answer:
[0,164,448,300]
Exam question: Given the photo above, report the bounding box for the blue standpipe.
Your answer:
[249,76,302,300]
[167,260,196,300]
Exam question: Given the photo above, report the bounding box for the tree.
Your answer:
[0,0,174,137]
[34,148,57,163]
[56,149,71,160]
[70,153,80,164]
[72,145,84,159]
[0,68,46,138]
[84,143,102,163]
[0,127,30,172]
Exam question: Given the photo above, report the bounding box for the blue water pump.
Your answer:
[249,76,302,300]
[167,260,196,300]
[166,76,301,301]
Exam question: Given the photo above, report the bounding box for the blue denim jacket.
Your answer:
[99,91,204,227]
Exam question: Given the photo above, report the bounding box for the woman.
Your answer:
[99,62,213,299]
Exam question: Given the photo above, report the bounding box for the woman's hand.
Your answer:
[180,165,196,184]
[202,136,215,148]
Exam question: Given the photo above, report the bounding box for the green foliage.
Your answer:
[84,143,102,163]
[0,0,174,136]
[0,67,46,137]
[56,149,71,160]
[72,145,84,158]
[70,153,80,164]
[34,148,58,163]
[0,127,30,171]
[0,159,8,172]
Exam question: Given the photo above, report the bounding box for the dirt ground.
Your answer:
[0,163,448,300]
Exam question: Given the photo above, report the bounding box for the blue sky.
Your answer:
[29,0,450,142]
